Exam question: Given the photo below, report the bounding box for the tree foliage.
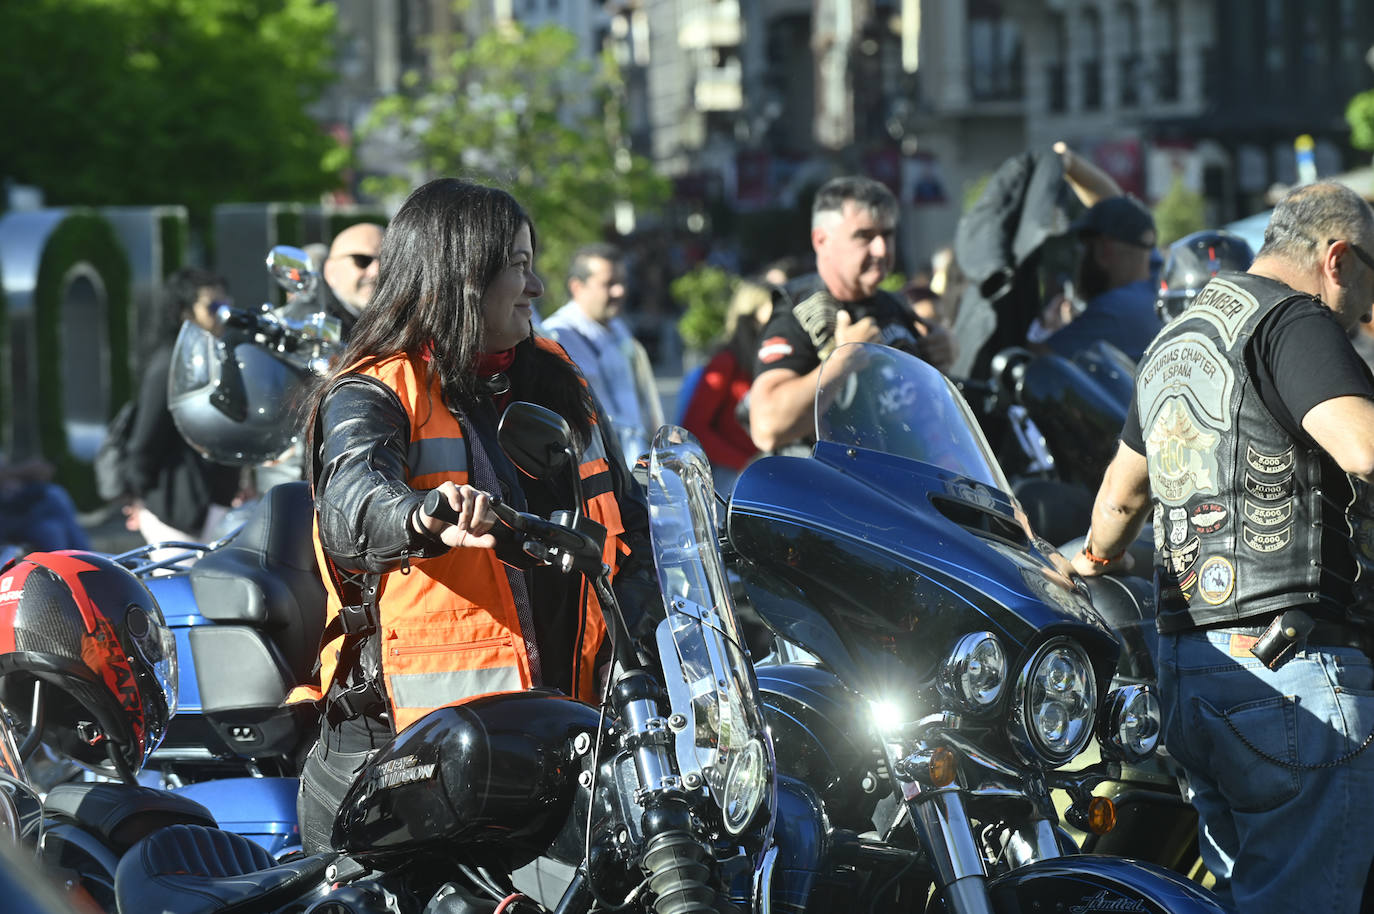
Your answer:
[1152,175,1206,248]
[361,18,669,309]
[673,266,739,353]
[1348,89,1374,152]
[0,0,343,224]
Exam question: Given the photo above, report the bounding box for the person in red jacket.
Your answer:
[682,280,773,487]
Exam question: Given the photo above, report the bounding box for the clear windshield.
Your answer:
[647,427,773,836]
[815,342,1012,492]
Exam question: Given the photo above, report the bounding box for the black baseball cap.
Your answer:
[1070,196,1157,248]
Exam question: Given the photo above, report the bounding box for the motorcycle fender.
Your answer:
[971,855,1227,913]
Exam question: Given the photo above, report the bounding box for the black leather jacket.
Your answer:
[313,372,661,648]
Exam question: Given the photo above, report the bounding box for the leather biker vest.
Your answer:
[298,343,622,732]
[1136,272,1372,631]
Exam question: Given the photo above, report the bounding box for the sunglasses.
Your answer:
[334,253,376,270]
[1330,238,1374,275]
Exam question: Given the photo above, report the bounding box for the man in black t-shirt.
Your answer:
[748,176,952,454]
[1070,182,1374,913]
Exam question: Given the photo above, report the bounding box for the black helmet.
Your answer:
[168,320,314,466]
[0,552,177,777]
[1155,230,1255,322]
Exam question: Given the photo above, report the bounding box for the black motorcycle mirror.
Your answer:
[265,245,319,297]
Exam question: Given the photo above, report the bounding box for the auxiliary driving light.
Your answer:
[1097,684,1161,763]
[939,632,1007,712]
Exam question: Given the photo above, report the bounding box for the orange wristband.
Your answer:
[1082,542,1124,566]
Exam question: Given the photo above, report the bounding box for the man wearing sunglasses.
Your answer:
[1071,181,1374,914]
[321,222,384,336]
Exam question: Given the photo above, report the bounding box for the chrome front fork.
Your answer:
[902,782,996,914]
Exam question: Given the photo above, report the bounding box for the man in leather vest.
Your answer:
[747,176,954,455]
[1072,182,1374,913]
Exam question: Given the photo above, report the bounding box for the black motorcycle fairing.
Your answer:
[1016,353,1129,488]
[333,691,604,864]
[753,664,883,829]
[729,448,1119,707]
[973,853,1229,914]
[1070,339,1138,409]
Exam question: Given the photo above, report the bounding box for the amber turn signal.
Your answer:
[927,747,958,787]
[1085,795,1116,835]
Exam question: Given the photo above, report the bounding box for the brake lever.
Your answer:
[421,488,595,558]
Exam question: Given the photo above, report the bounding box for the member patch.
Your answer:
[1185,277,1261,348]
[1243,472,1293,502]
[1152,504,1165,552]
[757,336,794,364]
[1198,556,1236,605]
[1145,398,1221,505]
[1246,443,1294,475]
[1242,523,1292,554]
[1190,502,1228,534]
[1167,507,1189,546]
[1243,497,1292,527]
[1164,537,1201,576]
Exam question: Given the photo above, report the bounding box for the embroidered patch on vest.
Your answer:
[1167,507,1190,545]
[1164,536,1201,575]
[1243,497,1293,527]
[793,291,839,358]
[1246,443,1295,475]
[1152,504,1165,552]
[1197,556,1236,605]
[1145,398,1221,505]
[1242,523,1293,553]
[1243,472,1294,502]
[1190,502,1228,534]
[1184,277,1261,348]
[1136,332,1235,432]
[758,336,794,364]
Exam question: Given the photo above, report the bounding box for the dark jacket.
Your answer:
[950,147,1076,378]
[128,344,240,533]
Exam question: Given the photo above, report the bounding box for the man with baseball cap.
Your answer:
[1038,146,1163,362]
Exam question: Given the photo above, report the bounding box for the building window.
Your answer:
[1156,0,1180,102]
[1081,9,1102,110]
[1047,13,1067,113]
[1117,1,1141,107]
[967,1,1023,101]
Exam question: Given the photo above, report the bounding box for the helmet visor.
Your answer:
[127,600,178,724]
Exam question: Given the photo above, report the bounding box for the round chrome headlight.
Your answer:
[720,737,768,835]
[939,632,1006,712]
[1098,684,1161,763]
[1012,639,1097,766]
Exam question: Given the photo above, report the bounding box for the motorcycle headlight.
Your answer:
[1011,638,1097,766]
[939,632,1006,712]
[720,737,768,835]
[1098,684,1161,763]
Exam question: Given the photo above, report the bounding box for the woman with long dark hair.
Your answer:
[292,178,656,852]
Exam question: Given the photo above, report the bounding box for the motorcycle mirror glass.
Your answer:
[265,245,319,296]
[498,401,574,479]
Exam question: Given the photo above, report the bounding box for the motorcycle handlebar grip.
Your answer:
[422,487,463,525]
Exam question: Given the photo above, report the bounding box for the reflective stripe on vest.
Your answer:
[302,346,618,731]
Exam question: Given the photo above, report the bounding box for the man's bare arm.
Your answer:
[1302,395,1374,482]
[749,366,822,452]
[1070,442,1152,577]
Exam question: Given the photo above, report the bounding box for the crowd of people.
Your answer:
[8,140,1374,914]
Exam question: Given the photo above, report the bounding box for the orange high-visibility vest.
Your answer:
[293,342,625,732]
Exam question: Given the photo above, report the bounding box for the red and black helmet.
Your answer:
[0,552,177,777]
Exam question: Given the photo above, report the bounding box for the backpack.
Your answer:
[93,400,138,501]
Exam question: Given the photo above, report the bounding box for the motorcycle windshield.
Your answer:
[816,342,1012,492]
[647,427,774,836]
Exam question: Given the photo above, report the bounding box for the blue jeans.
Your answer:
[1158,627,1374,914]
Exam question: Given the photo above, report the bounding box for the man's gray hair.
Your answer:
[567,242,623,284]
[811,176,898,230]
[1257,181,1374,267]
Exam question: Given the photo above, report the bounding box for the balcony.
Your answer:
[679,1,742,50]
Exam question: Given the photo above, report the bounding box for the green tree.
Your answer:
[1348,88,1374,153]
[673,266,739,354]
[1152,175,1206,247]
[0,0,343,229]
[361,17,669,309]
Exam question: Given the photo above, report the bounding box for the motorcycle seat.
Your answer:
[189,480,327,683]
[115,823,333,914]
[44,782,216,853]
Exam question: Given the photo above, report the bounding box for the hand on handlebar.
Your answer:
[416,482,498,550]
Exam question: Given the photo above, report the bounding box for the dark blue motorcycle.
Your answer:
[729,342,1226,913]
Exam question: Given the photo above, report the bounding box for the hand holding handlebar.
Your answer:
[418,484,498,550]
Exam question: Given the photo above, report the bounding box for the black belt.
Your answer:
[1206,616,1374,656]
